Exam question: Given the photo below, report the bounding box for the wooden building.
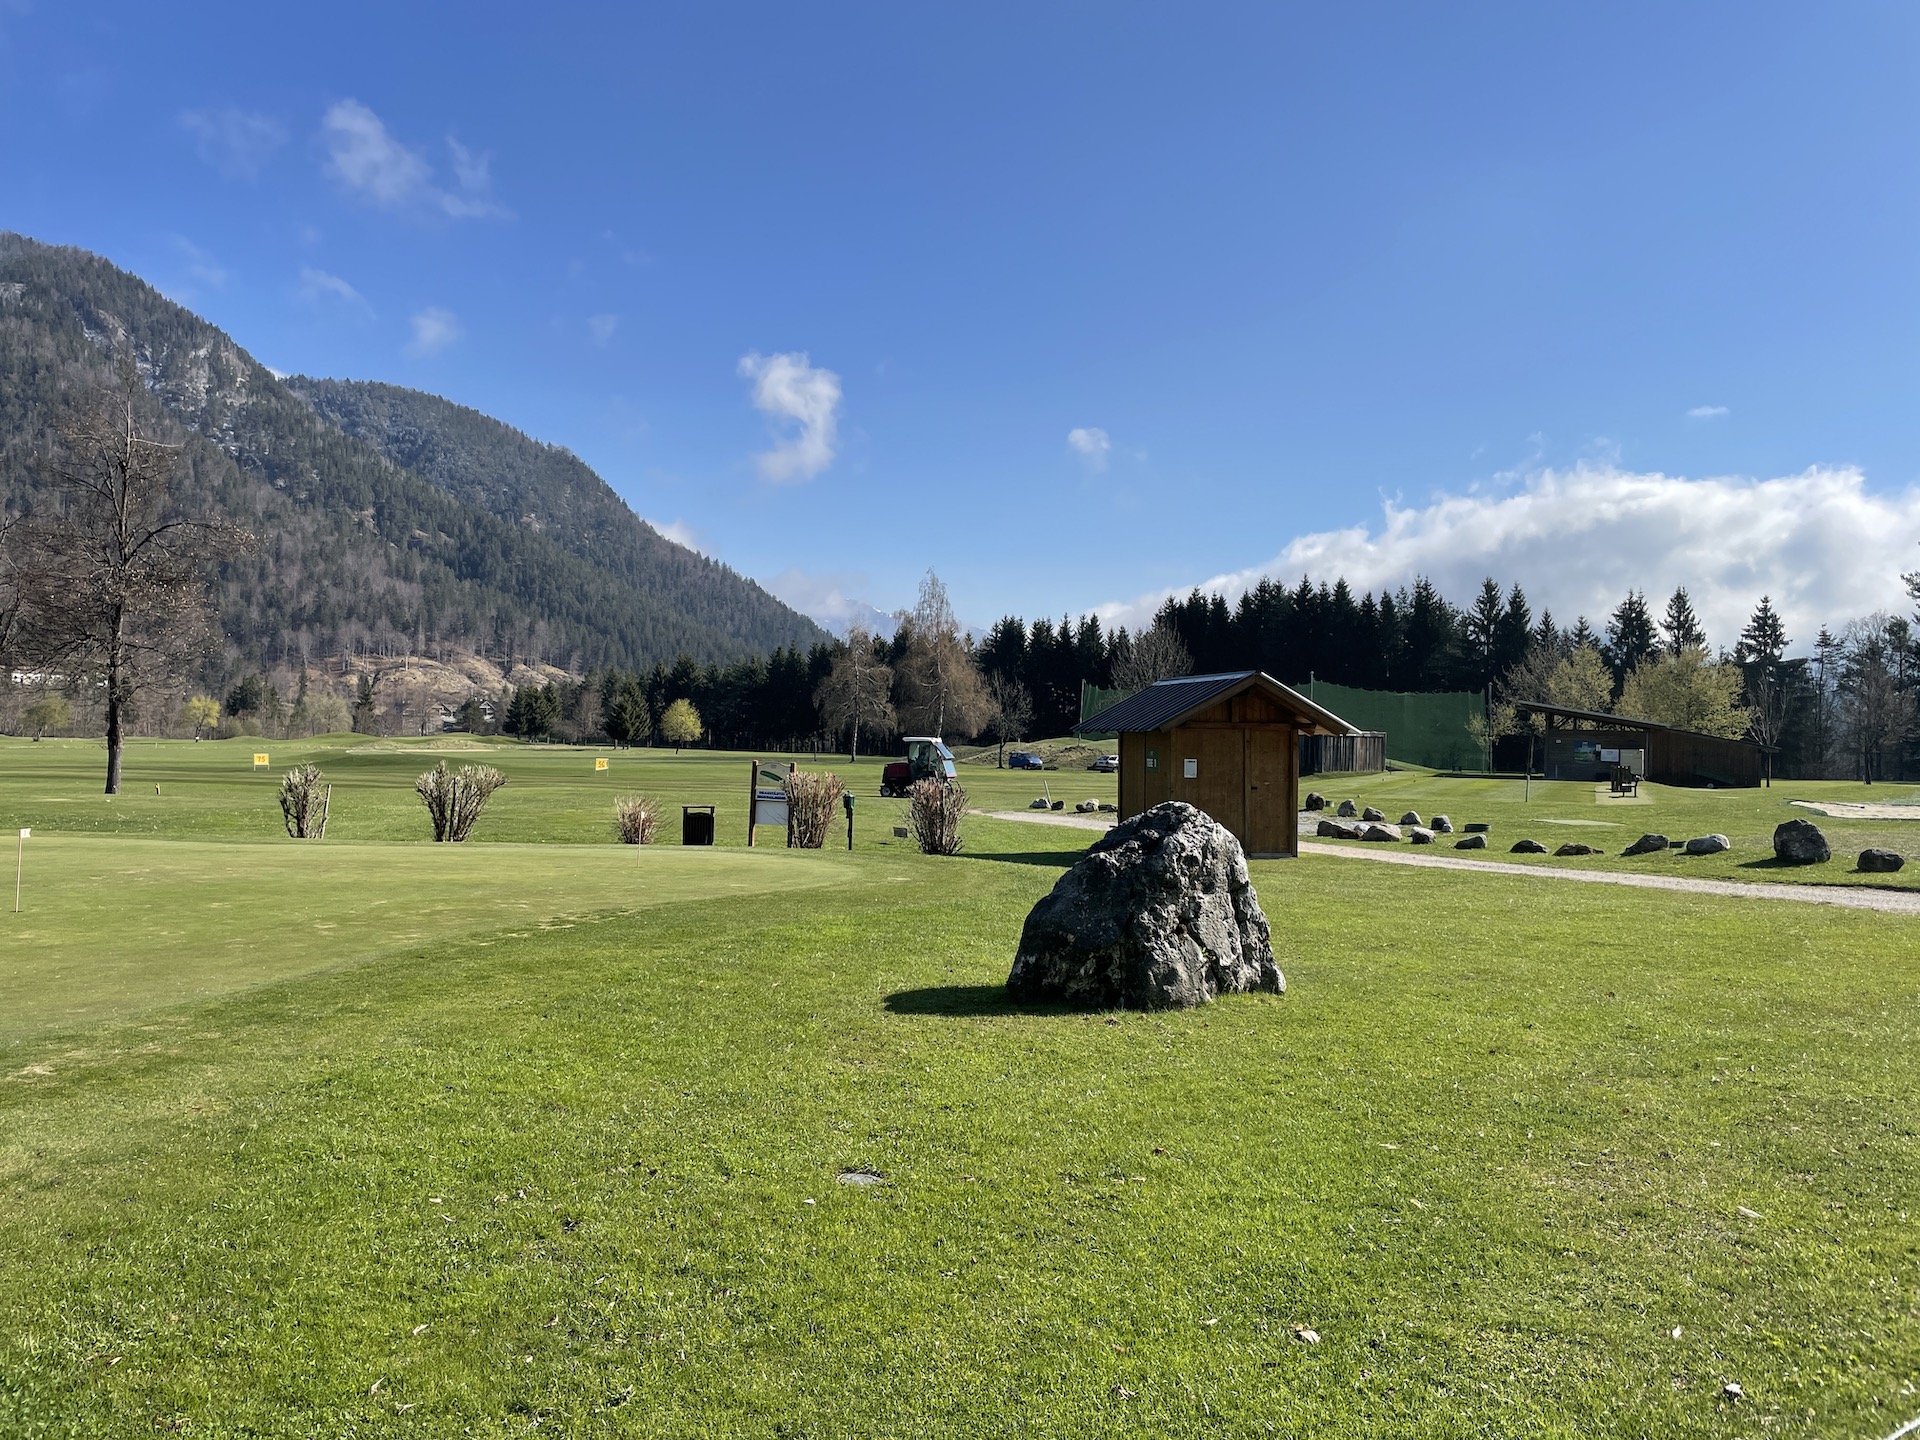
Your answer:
[1513,700,1762,788]
[1076,671,1358,857]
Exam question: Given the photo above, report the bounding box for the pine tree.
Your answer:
[1494,584,1533,678]
[1604,592,1660,686]
[1568,615,1600,653]
[1660,586,1707,653]
[1465,577,1505,688]
[1736,596,1789,663]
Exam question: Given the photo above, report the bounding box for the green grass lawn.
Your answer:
[1309,769,1920,888]
[3,740,1920,1435]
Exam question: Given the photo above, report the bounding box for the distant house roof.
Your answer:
[1075,670,1358,737]
[1514,699,1760,747]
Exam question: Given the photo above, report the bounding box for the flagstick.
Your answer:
[14,827,27,914]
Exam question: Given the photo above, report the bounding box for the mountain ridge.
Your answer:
[0,232,827,680]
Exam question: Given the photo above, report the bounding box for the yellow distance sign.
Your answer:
[252,753,270,768]
[595,758,609,772]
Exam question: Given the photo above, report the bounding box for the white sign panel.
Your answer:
[1183,758,1198,779]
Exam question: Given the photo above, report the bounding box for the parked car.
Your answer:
[1089,754,1119,773]
[1007,750,1044,770]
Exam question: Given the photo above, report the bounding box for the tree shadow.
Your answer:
[1735,857,1819,872]
[883,984,1086,1018]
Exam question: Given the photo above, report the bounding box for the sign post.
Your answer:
[253,753,270,769]
[595,757,609,773]
[748,760,790,846]
[14,827,27,913]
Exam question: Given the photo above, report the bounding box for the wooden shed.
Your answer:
[1076,671,1358,857]
[1513,701,1762,788]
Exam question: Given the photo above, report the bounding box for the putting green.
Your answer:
[0,836,854,1044]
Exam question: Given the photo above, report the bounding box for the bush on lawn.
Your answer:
[908,777,966,856]
[416,761,507,842]
[784,769,846,849]
[277,764,331,839]
[613,795,660,845]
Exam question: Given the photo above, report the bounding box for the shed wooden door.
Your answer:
[1244,726,1293,855]
[1171,726,1247,843]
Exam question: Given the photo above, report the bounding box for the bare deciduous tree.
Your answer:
[815,624,896,760]
[983,671,1033,768]
[895,570,991,738]
[21,364,250,793]
[1111,622,1191,692]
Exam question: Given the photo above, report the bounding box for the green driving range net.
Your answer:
[1301,680,1486,771]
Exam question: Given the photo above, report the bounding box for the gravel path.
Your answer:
[979,808,1920,915]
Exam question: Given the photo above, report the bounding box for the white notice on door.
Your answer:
[1183,758,1197,779]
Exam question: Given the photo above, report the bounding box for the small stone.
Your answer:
[1076,799,1099,813]
[1317,819,1361,840]
[1683,833,1730,855]
[1429,815,1453,833]
[1399,811,1422,827]
[1361,806,1386,822]
[1554,842,1601,856]
[1621,833,1669,857]
[1721,1382,1743,1403]
[1510,839,1548,854]
[1859,847,1905,873]
[1336,799,1358,818]
[1772,819,1829,864]
[1359,822,1401,842]
[1454,833,1488,850]
[1291,1326,1321,1345]
[1303,792,1326,811]
[1409,827,1435,845]
[1028,797,1050,809]
[836,1170,884,1187]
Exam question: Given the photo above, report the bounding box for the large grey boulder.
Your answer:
[1409,827,1436,845]
[1360,822,1402,841]
[1454,833,1488,850]
[1336,799,1358,818]
[1684,833,1730,856]
[1555,842,1602,857]
[1317,818,1362,840]
[1361,806,1386,822]
[1399,811,1423,827]
[1008,802,1281,1010]
[1859,848,1905,873]
[1430,815,1453,834]
[1303,792,1327,811]
[1773,819,1830,865]
[1622,833,1669,857]
[1510,838,1548,854]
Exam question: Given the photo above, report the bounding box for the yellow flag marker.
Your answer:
[595,758,609,772]
[252,753,270,768]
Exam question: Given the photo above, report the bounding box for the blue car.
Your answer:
[1008,751,1044,770]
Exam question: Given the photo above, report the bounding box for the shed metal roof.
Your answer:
[1513,699,1760,747]
[1075,670,1358,737]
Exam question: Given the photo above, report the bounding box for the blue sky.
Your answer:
[3,4,1918,647]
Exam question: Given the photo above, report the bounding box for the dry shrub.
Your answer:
[614,795,660,844]
[415,761,507,842]
[907,776,966,855]
[278,764,331,839]
[784,769,846,849]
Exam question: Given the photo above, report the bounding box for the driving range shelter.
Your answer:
[1076,671,1359,857]
[1513,700,1762,788]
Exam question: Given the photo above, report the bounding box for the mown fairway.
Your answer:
[3,738,1919,1436]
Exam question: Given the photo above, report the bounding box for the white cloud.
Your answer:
[762,567,898,638]
[179,107,286,180]
[649,517,704,553]
[405,306,461,357]
[587,313,619,346]
[320,100,509,219]
[1093,465,1920,654]
[737,351,842,482]
[1068,426,1112,470]
[1688,405,1730,419]
[170,236,227,290]
[297,266,370,312]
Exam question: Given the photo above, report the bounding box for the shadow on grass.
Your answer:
[883,984,1083,1018]
[956,850,1081,870]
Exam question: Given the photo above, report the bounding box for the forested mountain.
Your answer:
[0,234,825,679]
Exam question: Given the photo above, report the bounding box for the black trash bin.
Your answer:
[681,805,716,846]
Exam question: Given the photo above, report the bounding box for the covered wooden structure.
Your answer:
[1513,701,1762,788]
[1076,671,1358,857]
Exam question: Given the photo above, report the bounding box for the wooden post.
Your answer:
[747,759,758,846]
[14,828,26,913]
